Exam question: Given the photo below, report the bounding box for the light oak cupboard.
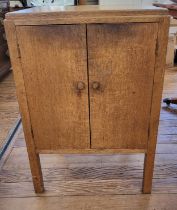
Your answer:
[4,5,170,194]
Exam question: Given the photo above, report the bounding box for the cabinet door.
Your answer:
[16,25,90,150]
[87,23,158,149]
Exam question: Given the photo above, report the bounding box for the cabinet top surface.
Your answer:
[5,5,168,20]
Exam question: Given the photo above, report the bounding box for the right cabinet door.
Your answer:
[87,23,158,149]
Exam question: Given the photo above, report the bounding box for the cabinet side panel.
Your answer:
[87,23,158,149]
[4,20,44,192]
[143,17,170,193]
[16,25,90,150]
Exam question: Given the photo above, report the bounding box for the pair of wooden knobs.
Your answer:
[77,81,100,90]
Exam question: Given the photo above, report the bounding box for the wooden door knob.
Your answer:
[92,81,100,90]
[77,81,85,90]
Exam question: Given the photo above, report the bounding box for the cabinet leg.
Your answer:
[142,152,155,194]
[28,152,44,193]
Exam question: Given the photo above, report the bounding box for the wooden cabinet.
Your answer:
[4,5,169,194]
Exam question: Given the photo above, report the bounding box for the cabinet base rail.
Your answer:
[36,148,147,154]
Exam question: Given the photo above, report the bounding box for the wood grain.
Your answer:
[87,23,158,150]
[5,6,168,26]
[0,73,18,150]
[1,176,177,197]
[4,6,169,194]
[1,194,177,210]
[143,17,170,194]
[37,149,146,154]
[5,5,168,20]
[1,153,177,183]
[12,16,163,26]
[0,179,142,197]
[0,69,177,209]
[16,25,90,150]
[4,21,44,193]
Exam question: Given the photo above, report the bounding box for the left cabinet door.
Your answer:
[16,25,90,150]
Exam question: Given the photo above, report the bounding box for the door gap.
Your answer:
[85,24,92,149]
